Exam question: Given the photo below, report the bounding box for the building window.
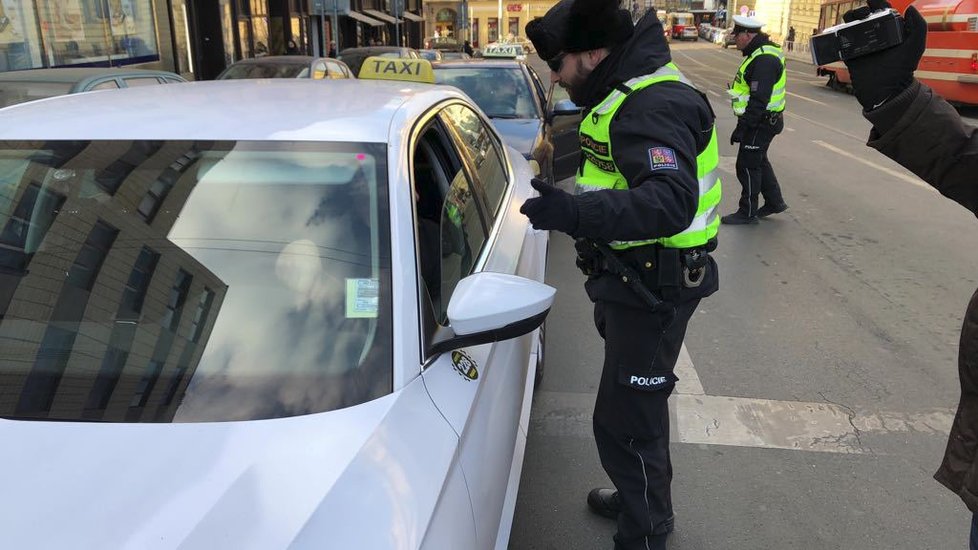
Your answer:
[0,183,65,274]
[16,326,76,415]
[508,16,519,38]
[118,247,160,319]
[161,270,193,332]
[84,346,129,413]
[129,359,165,409]
[189,289,215,343]
[160,366,188,407]
[7,0,163,71]
[137,149,198,223]
[66,220,118,291]
[488,18,498,43]
[472,18,479,47]
[94,140,163,195]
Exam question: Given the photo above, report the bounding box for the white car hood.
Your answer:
[0,378,459,550]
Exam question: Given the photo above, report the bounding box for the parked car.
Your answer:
[338,46,419,76]
[721,28,737,48]
[432,58,581,187]
[419,49,443,61]
[216,56,353,80]
[0,74,553,549]
[441,51,472,60]
[0,67,186,109]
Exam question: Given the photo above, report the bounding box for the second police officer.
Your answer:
[521,0,720,548]
[722,15,790,225]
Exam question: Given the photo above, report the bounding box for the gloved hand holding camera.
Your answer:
[840,0,927,110]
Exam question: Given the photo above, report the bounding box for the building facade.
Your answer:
[0,0,425,81]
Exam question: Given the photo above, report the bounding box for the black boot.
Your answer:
[721,211,758,225]
[587,488,621,519]
[757,202,788,218]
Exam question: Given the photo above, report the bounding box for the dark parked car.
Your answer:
[338,47,420,77]
[0,67,186,109]
[216,56,353,80]
[432,59,581,185]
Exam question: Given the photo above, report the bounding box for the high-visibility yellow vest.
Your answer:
[728,44,786,116]
[576,63,721,250]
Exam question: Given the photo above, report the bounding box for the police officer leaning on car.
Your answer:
[722,15,789,225]
[520,0,720,548]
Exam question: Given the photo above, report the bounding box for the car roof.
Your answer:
[433,59,524,69]
[0,79,466,142]
[0,67,182,83]
[231,56,321,65]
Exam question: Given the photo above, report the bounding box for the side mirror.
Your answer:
[429,272,555,356]
[550,98,582,119]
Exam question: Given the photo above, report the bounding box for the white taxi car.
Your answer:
[0,64,553,549]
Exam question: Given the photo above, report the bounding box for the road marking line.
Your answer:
[813,140,936,192]
[786,127,796,132]
[786,112,865,141]
[787,91,828,106]
[675,344,704,395]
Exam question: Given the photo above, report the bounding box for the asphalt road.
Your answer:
[510,42,977,549]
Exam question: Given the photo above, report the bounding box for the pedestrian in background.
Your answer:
[328,41,337,58]
[842,1,978,547]
[285,39,299,55]
[523,0,721,547]
[786,26,796,51]
[722,15,789,224]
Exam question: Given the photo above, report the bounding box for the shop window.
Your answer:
[29,0,162,69]
[488,18,498,43]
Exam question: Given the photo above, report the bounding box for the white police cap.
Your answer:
[732,15,764,32]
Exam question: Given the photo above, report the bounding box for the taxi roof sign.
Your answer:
[358,57,435,84]
[482,43,524,58]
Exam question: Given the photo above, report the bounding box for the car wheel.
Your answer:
[533,322,546,391]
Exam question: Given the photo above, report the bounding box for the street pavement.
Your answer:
[510,42,976,549]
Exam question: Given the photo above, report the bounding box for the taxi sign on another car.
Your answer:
[482,43,524,58]
[357,56,435,83]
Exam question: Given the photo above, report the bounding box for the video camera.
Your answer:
[810,9,905,65]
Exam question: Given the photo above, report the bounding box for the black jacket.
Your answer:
[737,34,784,129]
[573,12,715,244]
[863,80,978,513]
[570,12,718,304]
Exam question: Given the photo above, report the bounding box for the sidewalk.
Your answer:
[782,41,814,66]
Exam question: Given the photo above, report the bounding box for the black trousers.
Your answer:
[592,298,700,550]
[735,116,785,217]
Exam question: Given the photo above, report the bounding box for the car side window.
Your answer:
[441,104,509,219]
[122,77,163,87]
[325,61,346,79]
[89,80,120,91]
[411,119,488,327]
[312,62,327,79]
[526,66,547,111]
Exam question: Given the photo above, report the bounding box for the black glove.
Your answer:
[519,178,579,234]
[730,124,744,145]
[841,1,927,110]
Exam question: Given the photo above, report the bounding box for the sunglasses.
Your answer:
[547,53,567,73]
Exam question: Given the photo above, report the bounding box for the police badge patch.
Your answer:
[648,147,678,171]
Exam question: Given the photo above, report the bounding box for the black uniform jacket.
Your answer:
[737,34,784,130]
[864,80,978,513]
[570,12,718,305]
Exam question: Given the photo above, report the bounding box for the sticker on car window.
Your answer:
[346,278,379,318]
[451,350,479,381]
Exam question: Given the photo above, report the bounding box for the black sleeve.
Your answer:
[573,83,711,242]
[740,54,782,128]
[867,81,978,215]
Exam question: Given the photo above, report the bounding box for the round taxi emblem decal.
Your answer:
[451,351,479,381]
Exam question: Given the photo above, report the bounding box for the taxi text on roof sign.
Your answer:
[482,44,523,58]
[358,57,435,84]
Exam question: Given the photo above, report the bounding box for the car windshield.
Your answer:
[0,81,75,108]
[219,62,309,79]
[435,67,537,119]
[0,140,392,423]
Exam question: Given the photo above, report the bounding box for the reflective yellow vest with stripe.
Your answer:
[577,63,721,251]
[729,44,786,116]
